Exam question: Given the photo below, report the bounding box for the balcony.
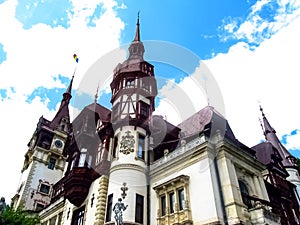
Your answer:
[51,179,64,204]
[64,167,99,207]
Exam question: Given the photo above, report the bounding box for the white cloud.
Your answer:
[285,130,300,151]
[0,0,124,202]
[205,15,300,147]
[155,1,300,152]
[220,0,300,46]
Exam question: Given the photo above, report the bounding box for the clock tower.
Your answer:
[106,15,157,224]
[11,76,73,211]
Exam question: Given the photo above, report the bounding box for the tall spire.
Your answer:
[64,75,74,103]
[128,12,145,61]
[259,105,297,168]
[134,11,140,41]
[50,76,73,132]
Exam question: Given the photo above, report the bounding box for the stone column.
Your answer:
[94,176,109,225]
[253,176,263,199]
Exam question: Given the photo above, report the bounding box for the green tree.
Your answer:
[0,206,40,225]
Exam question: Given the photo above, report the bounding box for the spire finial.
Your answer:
[259,104,265,117]
[134,11,141,41]
[94,82,100,104]
[258,116,266,139]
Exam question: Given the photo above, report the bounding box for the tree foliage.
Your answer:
[0,206,40,225]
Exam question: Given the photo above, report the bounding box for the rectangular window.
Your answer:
[169,192,175,213]
[49,215,57,225]
[39,184,50,195]
[57,212,63,225]
[178,188,185,210]
[141,81,150,91]
[161,195,166,216]
[78,148,87,167]
[106,194,113,222]
[139,101,149,118]
[71,206,85,225]
[113,137,118,158]
[87,155,93,168]
[138,134,145,160]
[126,78,135,87]
[48,157,56,170]
[35,203,45,211]
[135,194,144,223]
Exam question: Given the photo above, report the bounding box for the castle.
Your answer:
[11,17,300,225]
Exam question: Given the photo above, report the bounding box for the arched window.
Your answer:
[238,180,252,208]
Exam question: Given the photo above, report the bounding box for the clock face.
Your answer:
[54,140,63,148]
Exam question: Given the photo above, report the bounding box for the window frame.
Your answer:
[125,78,135,88]
[35,202,45,211]
[38,183,51,195]
[112,137,118,158]
[238,180,252,208]
[78,148,87,167]
[137,134,145,160]
[153,175,190,218]
[105,194,113,222]
[160,195,166,216]
[71,205,85,225]
[178,188,185,210]
[48,157,56,170]
[135,194,144,223]
[169,192,175,213]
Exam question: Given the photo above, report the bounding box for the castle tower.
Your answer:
[105,15,157,224]
[11,77,73,211]
[260,106,300,204]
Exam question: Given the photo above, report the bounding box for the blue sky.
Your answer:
[0,0,300,200]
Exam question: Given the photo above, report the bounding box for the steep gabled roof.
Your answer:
[177,105,236,142]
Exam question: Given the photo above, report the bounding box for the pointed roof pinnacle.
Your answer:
[259,105,297,168]
[134,11,141,41]
[66,75,74,96]
[94,82,100,104]
[49,75,73,132]
[259,105,275,136]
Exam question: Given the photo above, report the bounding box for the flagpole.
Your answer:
[72,54,79,78]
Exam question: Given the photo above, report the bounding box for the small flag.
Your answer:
[73,54,79,63]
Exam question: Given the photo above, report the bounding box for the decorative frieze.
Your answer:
[151,136,206,170]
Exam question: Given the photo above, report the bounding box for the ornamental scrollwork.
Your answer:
[120,131,135,155]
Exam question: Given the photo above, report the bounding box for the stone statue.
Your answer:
[0,197,7,212]
[113,198,128,225]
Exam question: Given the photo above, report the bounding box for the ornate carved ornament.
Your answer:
[120,131,135,155]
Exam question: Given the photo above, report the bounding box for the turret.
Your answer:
[105,15,156,225]
[11,76,73,211]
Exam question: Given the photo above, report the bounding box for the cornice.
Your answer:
[110,163,146,174]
